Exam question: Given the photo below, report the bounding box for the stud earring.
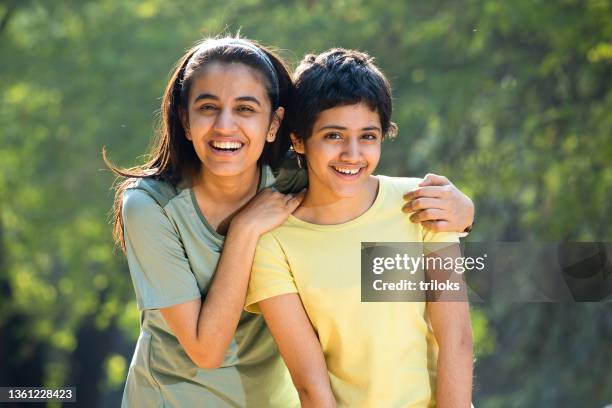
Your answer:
[267,128,277,142]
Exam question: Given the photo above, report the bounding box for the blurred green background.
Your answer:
[1,0,611,407]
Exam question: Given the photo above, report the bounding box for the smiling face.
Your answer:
[184,62,283,178]
[292,102,382,200]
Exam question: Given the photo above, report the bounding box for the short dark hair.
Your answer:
[291,48,397,142]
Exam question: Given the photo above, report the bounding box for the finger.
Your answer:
[295,189,307,202]
[286,193,305,212]
[259,188,278,198]
[409,208,447,223]
[418,173,452,187]
[403,186,448,201]
[421,220,452,232]
[256,188,270,196]
[402,197,448,213]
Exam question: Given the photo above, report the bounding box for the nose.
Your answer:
[340,138,361,162]
[213,107,237,134]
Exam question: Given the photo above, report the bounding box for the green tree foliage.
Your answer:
[0,0,610,406]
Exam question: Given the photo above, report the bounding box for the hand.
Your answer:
[402,174,474,233]
[232,188,306,236]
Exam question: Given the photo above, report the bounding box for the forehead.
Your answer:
[188,62,270,104]
[314,103,381,128]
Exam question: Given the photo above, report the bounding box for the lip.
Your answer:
[329,164,366,180]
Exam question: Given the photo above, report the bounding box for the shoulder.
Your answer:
[122,177,181,226]
[256,230,285,253]
[377,175,422,198]
[125,177,181,207]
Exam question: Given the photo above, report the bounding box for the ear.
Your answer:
[179,107,191,141]
[289,132,305,154]
[266,107,285,143]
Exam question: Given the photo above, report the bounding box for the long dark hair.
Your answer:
[103,36,295,252]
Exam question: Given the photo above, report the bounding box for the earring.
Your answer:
[267,128,277,142]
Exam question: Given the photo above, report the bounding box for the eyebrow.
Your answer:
[236,96,262,106]
[317,124,382,132]
[193,93,262,107]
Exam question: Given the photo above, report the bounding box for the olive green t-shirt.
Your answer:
[120,163,305,408]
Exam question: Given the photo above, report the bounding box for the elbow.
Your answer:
[462,328,474,351]
[462,334,474,356]
[194,355,223,370]
[440,329,474,356]
[294,381,336,408]
[186,348,225,370]
[454,330,474,355]
[180,333,233,369]
[192,354,224,369]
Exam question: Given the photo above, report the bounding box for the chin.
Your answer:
[203,161,255,178]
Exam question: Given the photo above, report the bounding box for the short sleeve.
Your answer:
[245,233,298,314]
[122,188,201,310]
[422,226,460,255]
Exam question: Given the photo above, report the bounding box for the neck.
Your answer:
[190,165,260,235]
[192,165,260,205]
[295,176,379,225]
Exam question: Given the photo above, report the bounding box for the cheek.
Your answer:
[188,114,214,136]
[365,145,382,167]
[242,118,271,144]
[310,148,338,175]
[305,141,335,159]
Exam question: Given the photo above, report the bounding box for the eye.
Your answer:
[198,104,218,112]
[361,133,378,140]
[324,132,342,140]
[237,105,256,113]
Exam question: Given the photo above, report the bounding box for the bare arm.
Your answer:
[259,293,336,408]
[160,189,304,369]
[426,244,473,407]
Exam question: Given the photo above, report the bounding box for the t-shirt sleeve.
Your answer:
[245,232,298,314]
[122,188,201,310]
[422,225,460,255]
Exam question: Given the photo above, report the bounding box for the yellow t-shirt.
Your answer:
[246,176,460,408]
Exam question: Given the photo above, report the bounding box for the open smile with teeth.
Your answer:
[332,166,363,176]
[210,141,244,151]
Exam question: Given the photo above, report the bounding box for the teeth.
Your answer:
[334,166,360,175]
[211,141,243,150]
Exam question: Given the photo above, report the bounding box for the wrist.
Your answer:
[229,217,261,240]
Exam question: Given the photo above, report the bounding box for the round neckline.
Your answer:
[287,176,385,231]
[189,167,268,240]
